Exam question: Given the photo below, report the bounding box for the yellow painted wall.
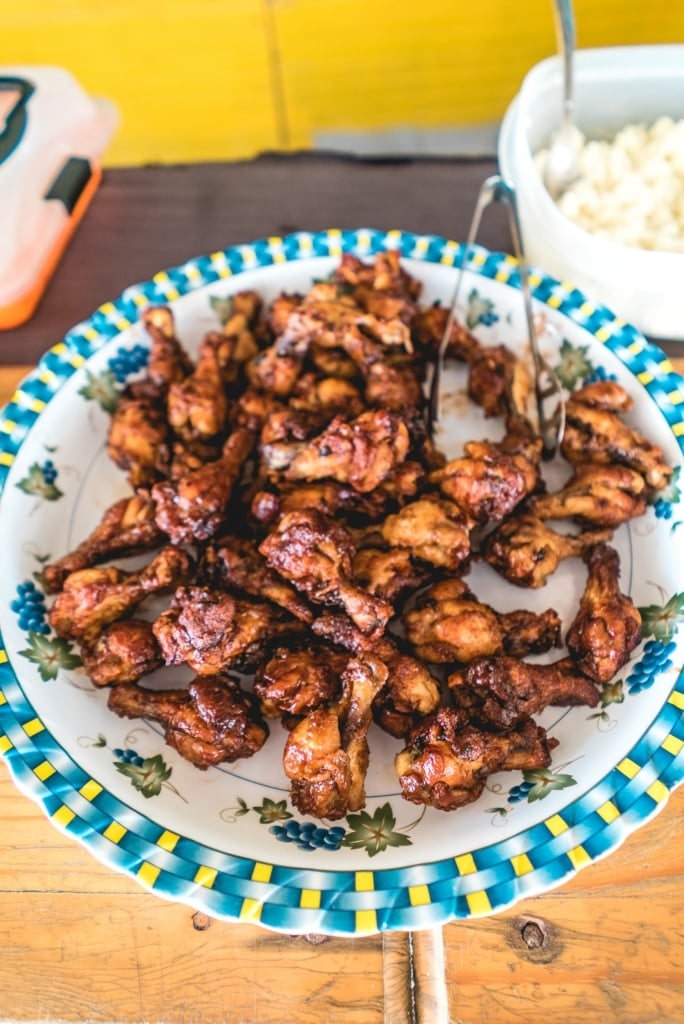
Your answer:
[1,0,683,166]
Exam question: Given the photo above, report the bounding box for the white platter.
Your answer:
[0,228,683,936]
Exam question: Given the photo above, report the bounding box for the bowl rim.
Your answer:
[498,76,684,271]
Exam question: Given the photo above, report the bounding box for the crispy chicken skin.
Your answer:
[284,409,411,494]
[290,372,365,420]
[230,389,284,435]
[352,546,431,604]
[305,613,441,739]
[108,674,268,768]
[380,498,472,571]
[362,357,424,412]
[561,381,672,491]
[48,546,193,645]
[483,513,614,588]
[396,707,554,811]
[251,458,424,528]
[142,305,195,388]
[219,290,262,376]
[282,654,388,819]
[430,439,539,524]
[106,388,171,490]
[404,578,561,664]
[152,427,254,544]
[43,495,164,594]
[253,643,348,720]
[153,586,300,675]
[259,509,392,638]
[310,610,392,653]
[333,250,422,321]
[371,651,442,739]
[258,407,327,474]
[447,655,601,730]
[467,344,532,420]
[410,304,482,362]
[246,272,413,400]
[529,463,648,527]
[200,536,313,623]
[245,331,310,398]
[80,618,163,686]
[166,331,231,444]
[566,543,642,683]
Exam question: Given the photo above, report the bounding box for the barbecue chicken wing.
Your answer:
[566,543,642,683]
[166,331,231,444]
[200,536,313,623]
[153,585,300,675]
[142,305,194,388]
[108,674,268,768]
[250,480,384,527]
[305,613,442,739]
[410,304,482,363]
[230,388,283,435]
[561,381,672,491]
[372,650,442,739]
[166,437,224,479]
[380,498,472,571]
[106,387,171,490]
[259,509,392,638]
[483,512,614,588]
[352,546,431,604]
[152,427,254,544]
[396,707,554,811]
[218,290,262,380]
[308,344,359,380]
[529,463,648,527]
[362,357,424,412]
[258,407,326,474]
[295,302,412,355]
[333,250,422,324]
[267,291,302,336]
[430,439,539,524]
[252,458,424,528]
[284,409,410,494]
[447,655,601,731]
[467,344,532,420]
[253,643,348,720]
[247,277,412,399]
[48,546,193,645]
[246,330,310,397]
[282,654,388,819]
[80,618,163,686]
[290,373,365,419]
[403,578,561,663]
[43,495,164,594]
[333,321,423,411]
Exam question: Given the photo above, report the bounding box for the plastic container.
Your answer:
[0,66,117,329]
[497,45,684,341]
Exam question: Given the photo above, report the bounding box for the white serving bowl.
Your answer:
[498,45,684,341]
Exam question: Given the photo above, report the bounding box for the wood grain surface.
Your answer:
[1,158,683,1023]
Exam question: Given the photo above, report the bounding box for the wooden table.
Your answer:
[1,155,684,1024]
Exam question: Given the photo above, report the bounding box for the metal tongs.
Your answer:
[429,174,565,459]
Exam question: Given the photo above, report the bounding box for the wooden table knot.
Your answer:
[521,919,546,949]
[511,914,563,964]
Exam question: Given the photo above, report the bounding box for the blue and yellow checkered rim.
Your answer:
[1,228,684,935]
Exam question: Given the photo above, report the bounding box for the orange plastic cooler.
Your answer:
[0,66,117,329]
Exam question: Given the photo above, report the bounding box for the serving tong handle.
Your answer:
[429,174,565,458]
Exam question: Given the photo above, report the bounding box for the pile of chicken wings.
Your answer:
[44,252,673,819]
